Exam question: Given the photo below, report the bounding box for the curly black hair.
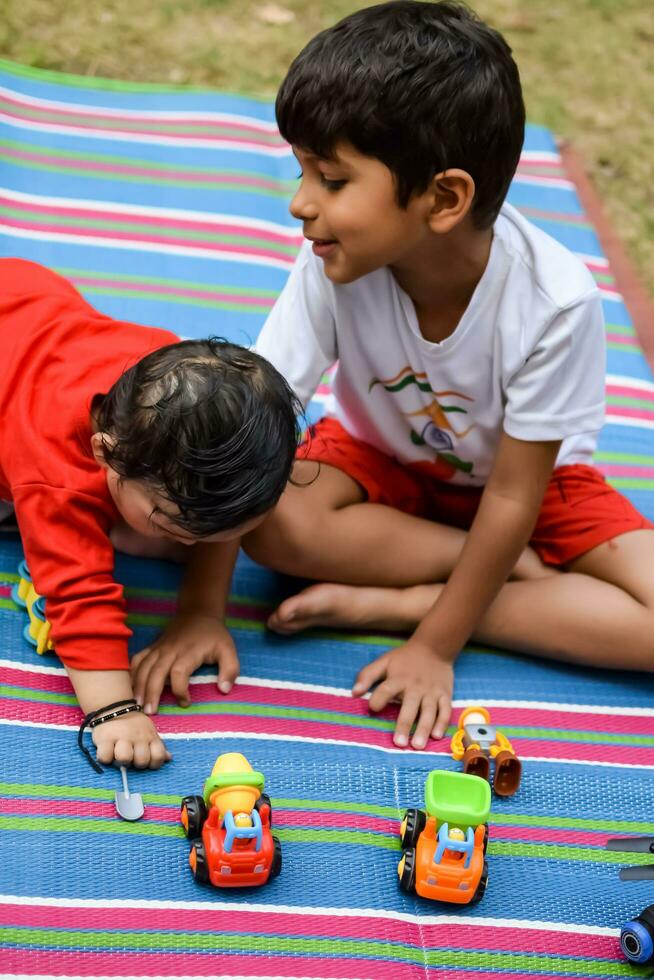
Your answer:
[276,0,525,229]
[95,338,301,536]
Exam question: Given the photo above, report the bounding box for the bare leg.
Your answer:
[244,460,553,587]
[267,531,654,673]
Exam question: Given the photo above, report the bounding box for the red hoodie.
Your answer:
[0,259,178,670]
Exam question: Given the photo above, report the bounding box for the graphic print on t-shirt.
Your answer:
[369,365,475,481]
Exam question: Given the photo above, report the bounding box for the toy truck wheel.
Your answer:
[621,912,654,965]
[189,839,209,883]
[470,860,488,904]
[180,795,207,839]
[482,823,489,854]
[255,792,273,824]
[400,808,426,849]
[398,849,417,893]
[270,836,282,879]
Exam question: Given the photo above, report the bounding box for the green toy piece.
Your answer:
[424,769,491,829]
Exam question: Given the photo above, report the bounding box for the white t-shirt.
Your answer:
[256,203,606,486]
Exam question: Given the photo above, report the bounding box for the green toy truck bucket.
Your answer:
[424,770,491,829]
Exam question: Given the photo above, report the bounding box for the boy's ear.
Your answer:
[90,432,115,469]
[427,169,476,233]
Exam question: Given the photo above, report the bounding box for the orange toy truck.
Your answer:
[180,752,281,888]
[398,770,491,905]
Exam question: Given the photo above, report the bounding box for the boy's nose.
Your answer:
[289,186,319,222]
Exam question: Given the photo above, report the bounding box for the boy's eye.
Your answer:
[319,174,347,191]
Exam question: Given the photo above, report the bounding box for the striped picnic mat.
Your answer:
[1,59,654,980]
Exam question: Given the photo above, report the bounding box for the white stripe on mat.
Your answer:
[1,717,651,769]
[0,892,618,935]
[1,660,652,717]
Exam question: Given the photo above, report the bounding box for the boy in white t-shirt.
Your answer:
[132,1,654,748]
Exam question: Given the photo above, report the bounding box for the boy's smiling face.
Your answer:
[291,143,436,284]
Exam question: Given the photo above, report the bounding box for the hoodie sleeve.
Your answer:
[12,483,132,670]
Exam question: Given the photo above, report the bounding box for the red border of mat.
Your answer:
[560,140,654,370]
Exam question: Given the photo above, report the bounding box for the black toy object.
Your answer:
[606,836,654,965]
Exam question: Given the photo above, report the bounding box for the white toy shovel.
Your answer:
[115,765,145,821]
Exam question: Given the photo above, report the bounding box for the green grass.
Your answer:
[0,0,652,296]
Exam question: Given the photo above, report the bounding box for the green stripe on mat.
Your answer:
[3,782,653,835]
[72,286,273,314]
[0,205,298,255]
[606,396,654,411]
[54,267,279,297]
[595,451,654,465]
[0,155,292,199]
[606,478,654,490]
[2,813,653,867]
[0,138,296,195]
[0,926,639,976]
[1,681,651,746]
[607,343,641,354]
[0,106,283,143]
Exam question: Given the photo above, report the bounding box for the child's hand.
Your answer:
[130,614,239,715]
[92,709,171,769]
[352,639,454,750]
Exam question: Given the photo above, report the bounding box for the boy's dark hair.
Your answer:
[276,0,525,229]
[96,338,301,537]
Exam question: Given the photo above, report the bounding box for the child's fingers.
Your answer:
[112,738,135,766]
[368,675,402,713]
[129,645,151,675]
[94,734,117,767]
[132,739,152,769]
[394,692,423,748]
[410,695,439,750]
[352,653,390,697]
[148,737,171,770]
[141,649,177,714]
[131,647,159,707]
[169,650,204,706]
[216,643,240,695]
[431,694,452,741]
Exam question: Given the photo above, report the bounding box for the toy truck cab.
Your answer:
[398,770,491,905]
[180,752,282,888]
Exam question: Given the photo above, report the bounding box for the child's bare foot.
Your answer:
[267,582,442,634]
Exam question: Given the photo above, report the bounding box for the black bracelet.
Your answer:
[77,699,143,774]
[88,703,143,728]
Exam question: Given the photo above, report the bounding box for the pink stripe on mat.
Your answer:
[0,948,620,980]
[1,696,648,765]
[0,901,622,959]
[0,193,301,245]
[606,405,654,421]
[605,332,640,347]
[0,797,639,850]
[1,664,652,738]
[1,147,288,190]
[71,276,274,307]
[0,93,281,135]
[606,383,654,400]
[0,108,287,148]
[597,463,654,478]
[0,216,296,263]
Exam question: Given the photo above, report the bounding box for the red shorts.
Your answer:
[300,417,654,566]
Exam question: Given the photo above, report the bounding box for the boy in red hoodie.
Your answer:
[0,259,299,769]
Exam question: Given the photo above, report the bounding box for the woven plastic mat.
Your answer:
[1,60,653,979]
